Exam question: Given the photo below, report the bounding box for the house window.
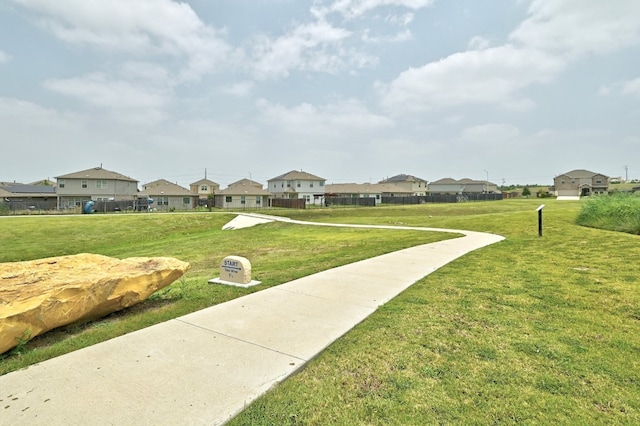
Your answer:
[182,197,190,205]
[59,180,65,188]
[595,179,602,184]
[310,183,314,188]
[201,185,208,191]
[320,182,324,187]
[305,195,310,202]
[225,196,232,203]
[287,182,291,188]
[241,196,246,204]
[297,182,301,188]
[256,196,261,204]
[157,196,169,205]
[561,180,565,184]
[81,180,88,189]
[96,180,108,189]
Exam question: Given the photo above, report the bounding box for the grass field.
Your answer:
[2,199,639,424]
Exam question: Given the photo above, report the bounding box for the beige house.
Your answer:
[267,170,326,205]
[553,169,609,197]
[428,178,498,194]
[142,179,198,211]
[216,179,272,209]
[379,174,428,196]
[55,166,138,209]
[190,178,220,206]
[326,183,413,205]
[0,182,57,211]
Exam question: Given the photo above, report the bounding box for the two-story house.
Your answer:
[189,178,220,206]
[553,169,609,197]
[379,174,428,196]
[55,166,138,209]
[267,170,326,205]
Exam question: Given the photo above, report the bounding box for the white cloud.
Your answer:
[220,81,255,97]
[622,77,640,98]
[461,123,521,143]
[9,0,233,81]
[251,20,352,79]
[379,0,640,114]
[510,0,640,58]
[468,36,490,50]
[256,98,394,140]
[44,73,170,110]
[378,45,563,112]
[0,50,9,63]
[316,0,434,19]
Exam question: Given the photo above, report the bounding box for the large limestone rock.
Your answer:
[0,253,190,355]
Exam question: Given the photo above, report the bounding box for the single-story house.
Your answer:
[325,183,413,205]
[0,182,57,211]
[428,178,498,194]
[553,169,609,197]
[379,174,428,196]
[142,179,198,211]
[215,179,272,209]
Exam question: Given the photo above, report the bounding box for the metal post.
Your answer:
[537,204,545,236]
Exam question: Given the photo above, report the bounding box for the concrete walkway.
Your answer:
[0,214,504,425]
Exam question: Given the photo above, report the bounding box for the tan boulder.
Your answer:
[0,253,190,355]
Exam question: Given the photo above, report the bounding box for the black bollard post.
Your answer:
[536,204,545,236]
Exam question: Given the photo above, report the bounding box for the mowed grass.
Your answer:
[0,212,451,374]
[230,199,640,425]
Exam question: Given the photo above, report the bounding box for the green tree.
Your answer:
[522,187,531,198]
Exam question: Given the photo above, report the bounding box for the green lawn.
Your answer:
[2,200,639,424]
[0,211,450,374]
[230,200,640,425]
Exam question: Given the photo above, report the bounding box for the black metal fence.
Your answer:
[382,193,503,205]
[325,197,376,207]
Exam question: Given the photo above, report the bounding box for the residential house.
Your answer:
[267,170,326,205]
[142,179,198,211]
[379,174,428,196]
[215,179,272,209]
[55,166,139,209]
[553,169,609,197]
[325,183,413,205]
[428,178,498,194]
[0,182,57,211]
[189,178,220,206]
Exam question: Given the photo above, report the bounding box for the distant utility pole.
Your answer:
[625,165,629,182]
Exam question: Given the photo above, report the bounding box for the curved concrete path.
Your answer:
[0,214,504,425]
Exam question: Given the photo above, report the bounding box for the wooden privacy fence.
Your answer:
[270,198,306,209]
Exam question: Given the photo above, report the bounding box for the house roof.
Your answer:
[556,169,608,179]
[326,182,412,195]
[218,179,272,196]
[268,170,325,181]
[0,184,56,195]
[430,178,461,185]
[55,166,138,182]
[379,174,427,184]
[142,179,193,196]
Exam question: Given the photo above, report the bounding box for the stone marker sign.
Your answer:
[208,255,261,288]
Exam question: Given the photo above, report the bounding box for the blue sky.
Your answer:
[1,0,639,188]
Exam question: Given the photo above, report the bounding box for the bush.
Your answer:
[576,193,640,235]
